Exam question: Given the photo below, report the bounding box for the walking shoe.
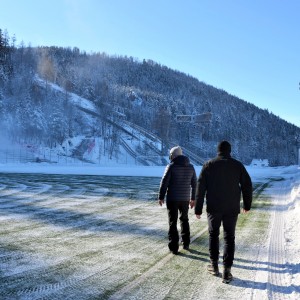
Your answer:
[168,244,179,255]
[183,244,189,250]
[207,262,219,276]
[222,267,233,283]
[180,240,190,250]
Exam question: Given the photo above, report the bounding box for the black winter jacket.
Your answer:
[195,154,252,215]
[159,155,197,201]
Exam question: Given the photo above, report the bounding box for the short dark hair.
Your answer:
[217,140,231,154]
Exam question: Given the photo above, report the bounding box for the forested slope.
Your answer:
[1,29,299,165]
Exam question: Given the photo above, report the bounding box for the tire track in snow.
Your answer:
[2,234,171,300]
[287,180,300,295]
[1,264,114,299]
[0,183,27,197]
[0,174,170,299]
[266,178,296,299]
[108,226,208,300]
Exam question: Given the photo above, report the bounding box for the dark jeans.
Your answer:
[207,212,238,267]
[166,201,190,251]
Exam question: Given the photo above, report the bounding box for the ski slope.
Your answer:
[33,76,206,166]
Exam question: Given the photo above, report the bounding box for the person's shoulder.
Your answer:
[163,162,173,171]
[173,155,191,166]
[206,157,218,165]
[201,158,215,170]
[189,162,196,168]
[228,157,239,163]
[230,157,244,166]
[167,161,175,168]
[229,157,248,170]
[188,162,196,171]
[183,156,194,167]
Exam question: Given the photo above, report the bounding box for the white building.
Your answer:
[251,159,269,167]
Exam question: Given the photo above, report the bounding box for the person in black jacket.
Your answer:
[195,140,252,283]
[158,146,197,254]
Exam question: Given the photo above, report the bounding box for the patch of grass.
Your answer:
[251,195,273,209]
[269,177,285,182]
[254,182,270,198]
[251,177,283,209]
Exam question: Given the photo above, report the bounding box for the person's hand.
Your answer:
[190,200,195,209]
[158,199,164,206]
[196,214,201,219]
[242,209,249,214]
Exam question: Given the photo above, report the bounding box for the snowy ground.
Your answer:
[0,164,299,299]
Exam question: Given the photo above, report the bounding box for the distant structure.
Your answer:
[175,112,212,143]
[175,113,212,123]
[251,159,269,167]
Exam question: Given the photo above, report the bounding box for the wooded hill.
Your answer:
[1,29,299,166]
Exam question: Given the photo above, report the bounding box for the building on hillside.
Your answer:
[250,159,269,167]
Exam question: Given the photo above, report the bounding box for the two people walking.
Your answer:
[158,141,253,283]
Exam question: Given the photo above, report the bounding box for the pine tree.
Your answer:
[0,29,13,80]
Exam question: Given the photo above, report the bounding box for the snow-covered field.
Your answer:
[0,164,299,299]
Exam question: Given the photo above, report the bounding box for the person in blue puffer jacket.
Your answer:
[158,146,197,254]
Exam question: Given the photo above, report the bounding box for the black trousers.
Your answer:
[207,212,238,268]
[166,201,190,250]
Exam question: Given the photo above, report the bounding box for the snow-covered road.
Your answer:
[0,165,299,299]
[252,169,300,299]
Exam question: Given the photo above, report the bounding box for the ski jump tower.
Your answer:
[175,112,212,142]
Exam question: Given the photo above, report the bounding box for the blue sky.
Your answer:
[1,0,299,127]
